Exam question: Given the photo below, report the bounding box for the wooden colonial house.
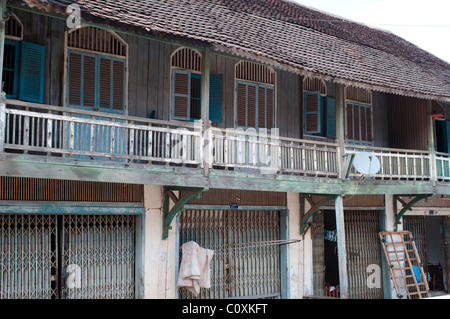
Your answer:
[0,0,449,299]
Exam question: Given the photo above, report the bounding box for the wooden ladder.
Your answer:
[378,231,430,299]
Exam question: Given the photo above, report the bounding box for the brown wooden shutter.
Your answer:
[366,107,372,142]
[173,72,189,119]
[353,104,360,141]
[112,60,125,111]
[247,85,256,128]
[237,83,247,127]
[83,55,96,107]
[305,93,319,133]
[258,86,266,129]
[266,87,274,129]
[346,103,353,140]
[99,58,111,109]
[68,52,82,106]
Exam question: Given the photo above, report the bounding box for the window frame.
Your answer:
[171,68,202,122]
[235,80,275,130]
[64,26,128,114]
[2,38,20,99]
[66,49,126,114]
[345,101,373,146]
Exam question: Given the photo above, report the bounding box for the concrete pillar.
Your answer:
[143,185,178,299]
[335,195,349,299]
[286,192,303,298]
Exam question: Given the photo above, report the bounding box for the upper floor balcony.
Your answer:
[1,98,449,196]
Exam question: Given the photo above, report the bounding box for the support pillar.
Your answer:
[335,195,349,298]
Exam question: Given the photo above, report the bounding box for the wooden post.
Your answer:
[0,0,6,84]
[0,103,5,152]
[335,83,346,179]
[201,47,211,176]
[427,100,437,184]
[335,195,349,298]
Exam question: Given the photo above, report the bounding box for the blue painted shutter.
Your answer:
[304,91,322,135]
[209,74,222,123]
[2,39,20,99]
[19,41,45,103]
[190,73,201,120]
[326,97,336,138]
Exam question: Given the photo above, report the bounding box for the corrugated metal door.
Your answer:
[344,210,384,299]
[0,214,135,299]
[0,215,58,299]
[179,209,281,299]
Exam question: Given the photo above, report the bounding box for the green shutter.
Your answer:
[19,41,45,103]
[326,97,336,138]
[209,74,222,123]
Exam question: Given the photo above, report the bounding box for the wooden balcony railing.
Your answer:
[1,100,202,166]
[0,100,448,185]
[345,145,431,181]
[211,127,339,177]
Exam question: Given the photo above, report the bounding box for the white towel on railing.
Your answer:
[177,241,214,297]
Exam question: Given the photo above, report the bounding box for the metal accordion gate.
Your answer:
[0,214,136,299]
[344,210,384,299]
[178,209,282,299]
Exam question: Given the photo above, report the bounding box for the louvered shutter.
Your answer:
[365,106,372,143]
[190,73,201,120]
[304,91,321,134]
[209,74,223,123]
[326,97,336,138]
[237,83,247,127]
[82,55,96,108]
[353,104,360,141]
[68,52,82,106]
[266,87,274,129]
[247,84,257,128]
[258,86,266,128]
[112,59,125,112]
[346,103,353,140]
[99,57,112,109]
[172,69,190,120]
[19,41,45,103]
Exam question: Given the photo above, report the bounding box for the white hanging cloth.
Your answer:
[177,241,214,297]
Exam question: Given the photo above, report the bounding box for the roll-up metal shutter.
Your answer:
[178,209,281,299]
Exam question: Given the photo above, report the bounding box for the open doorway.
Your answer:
[323,210,340,296]
[403,215,449,296]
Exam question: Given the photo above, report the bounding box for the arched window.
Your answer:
[170,47,223,123]
[171,47,202,121]
[65,26,128,113]
[2,12,45,103]
[235,61,275,129]
[345,86,373,145]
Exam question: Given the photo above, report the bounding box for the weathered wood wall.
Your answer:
[185,188,287,206]
[0,176,143,202]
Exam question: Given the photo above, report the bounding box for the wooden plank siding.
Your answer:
[387,95,428,151]
[185,188,286,207]
[0,176,143,202]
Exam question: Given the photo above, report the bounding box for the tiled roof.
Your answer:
[16,0,450,101]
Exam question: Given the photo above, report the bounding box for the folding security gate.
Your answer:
[344,210,384,299]
[178,209,282,299]
[0,214,136,299]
